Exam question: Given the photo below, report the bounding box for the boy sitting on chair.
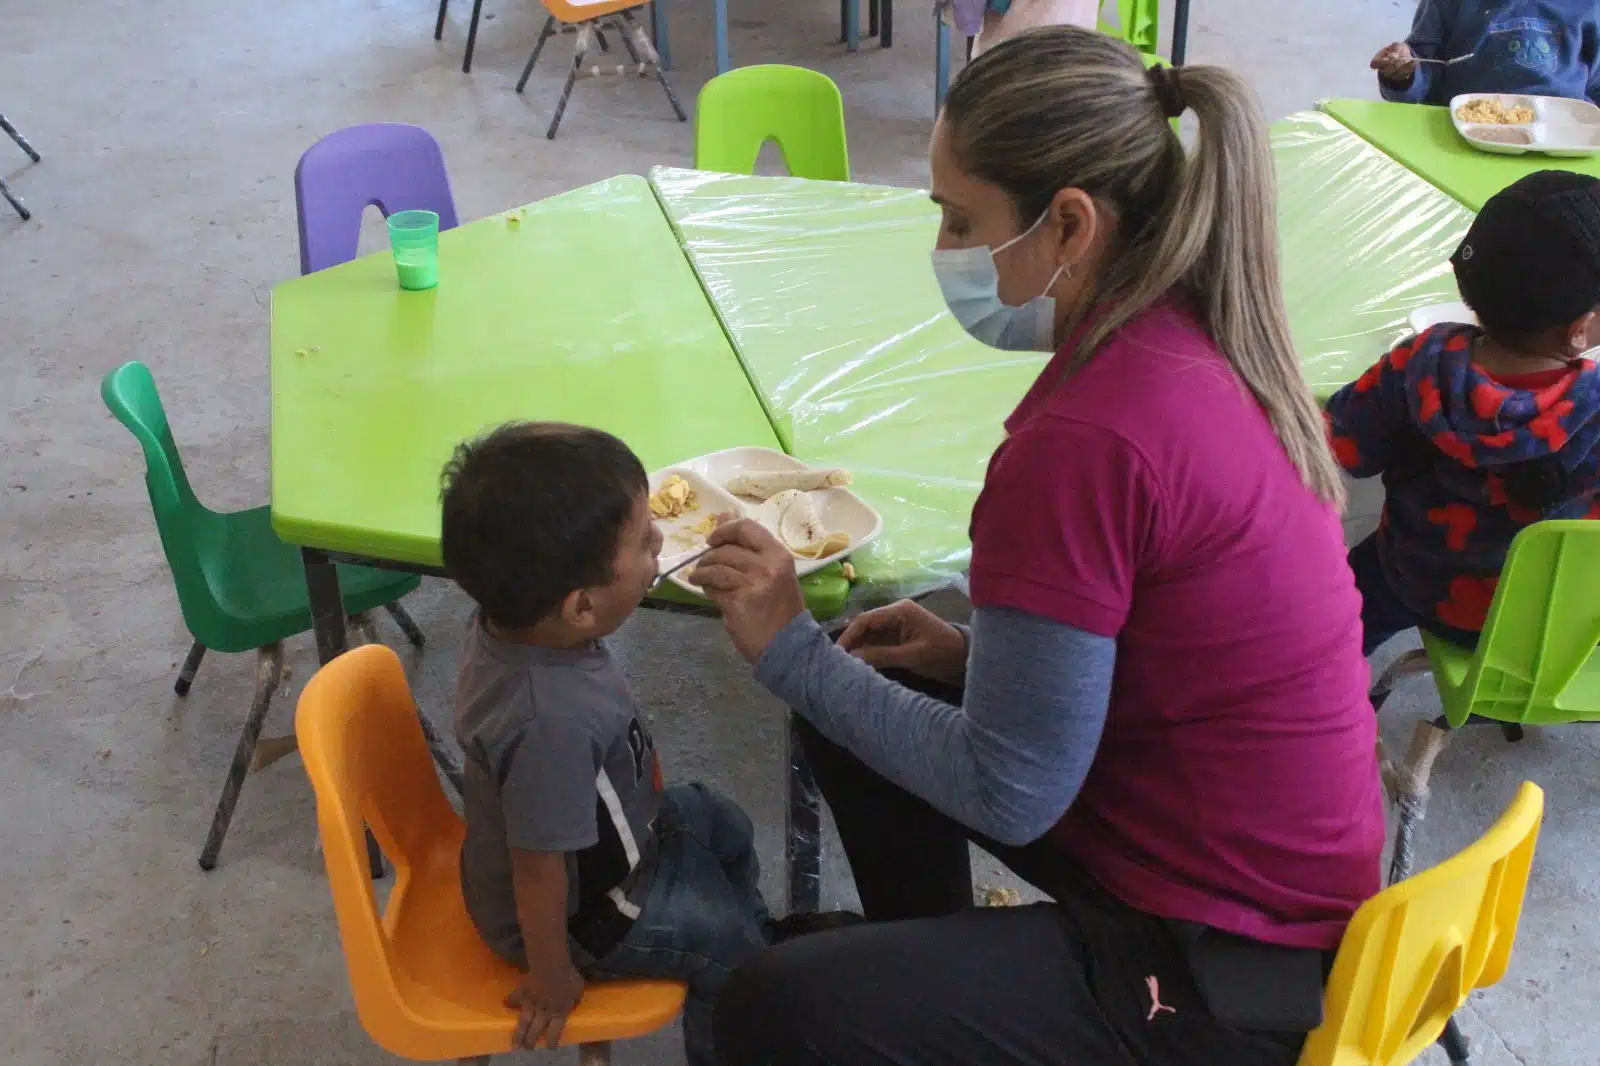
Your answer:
[441,423,853,1066]
[1327,172,1600,658]
[1372,0,1600,106]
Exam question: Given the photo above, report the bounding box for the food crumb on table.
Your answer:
[978,886,1022,907]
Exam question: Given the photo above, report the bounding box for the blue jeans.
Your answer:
[1348,534,1479,657]
[586,783,771,1066]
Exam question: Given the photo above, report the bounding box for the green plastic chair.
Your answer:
[695,65,850,181]
[1373,520,1600,886]
[1099,0,1160,56]
[101,360,425,871]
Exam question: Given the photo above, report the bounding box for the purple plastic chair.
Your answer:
[294,123,460,275]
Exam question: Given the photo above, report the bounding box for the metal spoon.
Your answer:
[653,546,713,590]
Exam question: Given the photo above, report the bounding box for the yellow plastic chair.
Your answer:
[695,65,850,181]
[513,0,687,140]
[1298,782,1543,1066]
[296,643,686,1064]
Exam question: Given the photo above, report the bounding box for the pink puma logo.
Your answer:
[1145,975,1176,1021]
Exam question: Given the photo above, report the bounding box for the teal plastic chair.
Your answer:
[1374,520,1600,887]
[695,65,850,181]
[101,360,425,871]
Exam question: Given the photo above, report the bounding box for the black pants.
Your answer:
[714,673,1314,1066]
[1348,533,1479,656]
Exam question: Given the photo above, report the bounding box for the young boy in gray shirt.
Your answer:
[441,423,849,1066]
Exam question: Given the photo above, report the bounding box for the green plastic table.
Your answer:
[1321,98,1600,212]
[271,174,848,637]
[648,111,1474,592]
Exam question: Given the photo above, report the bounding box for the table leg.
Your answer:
[845,0,859,52]
[461,0,486,73]
[869,0,879,37]
[714,0,729,73]
[301,548,383,879]
[651,0,671,70]
[881,0,892,47]
[785,712,823,914]
[302,548,349,665]
[1171,0,1190,66]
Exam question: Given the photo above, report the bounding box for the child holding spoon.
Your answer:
[1372,0,1600,106]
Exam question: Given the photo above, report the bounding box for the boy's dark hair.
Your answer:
[440,422,648,629]
[1453,170,1600,343]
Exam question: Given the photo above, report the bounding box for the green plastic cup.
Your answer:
[387,209,440,291]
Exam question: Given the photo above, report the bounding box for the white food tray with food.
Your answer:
[647,447,882,593]
[1451,93,1600,156]
[1408,301,1478,334]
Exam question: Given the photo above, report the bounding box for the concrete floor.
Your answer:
[2,0,1595,1063]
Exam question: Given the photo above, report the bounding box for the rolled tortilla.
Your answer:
[725,468,852,500]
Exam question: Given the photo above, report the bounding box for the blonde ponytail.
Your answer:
[943,27,1345,508]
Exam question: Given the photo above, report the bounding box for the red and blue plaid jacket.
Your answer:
[1326,324,1600,633]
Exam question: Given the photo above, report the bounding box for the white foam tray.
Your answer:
[648,447,882,594]
[1451,93,1600,157]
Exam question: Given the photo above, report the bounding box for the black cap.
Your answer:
[1452,170,1600,338]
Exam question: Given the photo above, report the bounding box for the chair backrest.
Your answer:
[100,361,224,644]
[1455,520,1600,727]
[1098,0,1160,54]
[294,123,460,275]
[295,643,484,1056]
[695,65,850,182]
[1297,782,1543,1066]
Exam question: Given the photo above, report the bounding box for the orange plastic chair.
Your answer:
[1297,782,1544,1066]
[296,643,686,1064]
[513,0,686,139]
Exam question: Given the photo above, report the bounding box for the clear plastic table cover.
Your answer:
[649,112,1473,595]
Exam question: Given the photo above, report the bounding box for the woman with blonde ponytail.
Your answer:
[697,26,1383,1066]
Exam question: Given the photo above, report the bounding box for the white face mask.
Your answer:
[930,211,1067,352]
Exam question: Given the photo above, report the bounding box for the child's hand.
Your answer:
[1371,42,1418,81]
[504,962,585,1050]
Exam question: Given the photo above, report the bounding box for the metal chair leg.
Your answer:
[615,14,643,63]
[620,11,685,121]
[0,175,29,221]
[1368,647,1430,713]
[869,0,879,37]
[174,641,207,696]
[546,25,593,139]
[516,16,558,94]
[881,0,893,46]
[433,0,449,40]
[578,1043,612,1066]
[0,113,39,162]
[198,644,284,871]
[1387,716,1453,886]
[461,0,486,72]
[1439,1015,1471,1064]
[384,601,426,647]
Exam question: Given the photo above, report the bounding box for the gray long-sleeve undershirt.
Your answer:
[754,606,1116,847]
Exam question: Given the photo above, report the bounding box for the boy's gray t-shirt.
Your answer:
[455,617,661,965]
